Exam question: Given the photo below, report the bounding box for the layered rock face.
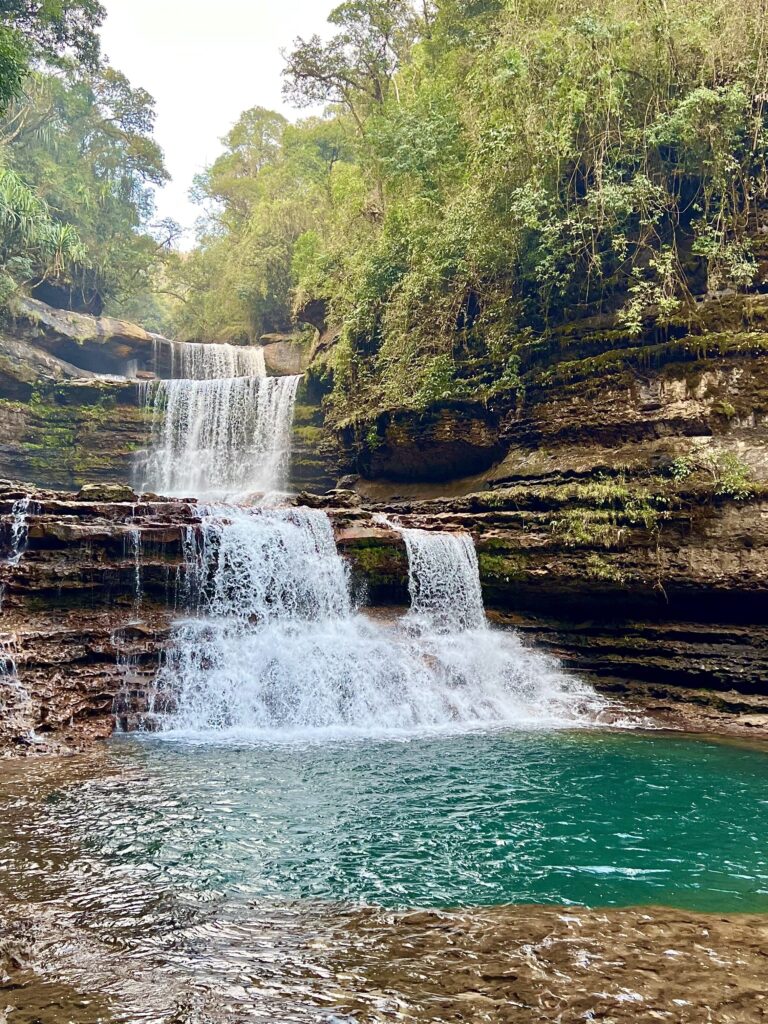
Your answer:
[0,298,157,489]
[0,484,193,753]
[1,292,768,753]
[327,294,768,712]
[0,297,325,492]
[2,478,767,754]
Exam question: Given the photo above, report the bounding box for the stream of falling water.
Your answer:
[7,495,35,565]
[137,340,300,497]
[124,338,612,737]
[147,505,607,739]
[167,340,266,379]
[400,526,487,631]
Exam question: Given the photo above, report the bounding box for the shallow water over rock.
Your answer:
[1,732,768,1021]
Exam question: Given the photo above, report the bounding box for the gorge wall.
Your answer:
[1,291,768,753]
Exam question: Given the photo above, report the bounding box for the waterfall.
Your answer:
[168,341,266,380]
[137,339,300,498]
[149,338,266,380]
[7,497,35,565]
[400,528,486,632]
[148,507,607,739]
[124,525,142,618]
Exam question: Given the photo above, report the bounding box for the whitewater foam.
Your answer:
[148,506,608,740]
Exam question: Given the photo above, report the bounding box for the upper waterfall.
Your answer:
[153,338,267,379]
[137,340,300,498]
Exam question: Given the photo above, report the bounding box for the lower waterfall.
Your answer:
[400,527,486,632]
[148,506,607,739]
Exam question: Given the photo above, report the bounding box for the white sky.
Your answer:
[100,0,335,242]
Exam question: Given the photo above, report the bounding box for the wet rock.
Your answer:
[76,483,138,503]
[294,489,361,510]
[258,333,310,376]
[336,474,360,490]
[344,401,505,482]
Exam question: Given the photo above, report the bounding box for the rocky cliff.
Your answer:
[0,297,324,491]
[1,292,768,753]
[1,478,767,755]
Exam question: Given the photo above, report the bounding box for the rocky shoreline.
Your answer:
[3,897,767,1023]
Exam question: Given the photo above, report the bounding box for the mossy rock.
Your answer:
[76,483,138,502]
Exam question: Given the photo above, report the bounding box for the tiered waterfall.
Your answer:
[138,340,300,497]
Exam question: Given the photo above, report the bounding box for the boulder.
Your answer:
[0,332,96,400]
[9,295,169,376]
[259,333,310,376]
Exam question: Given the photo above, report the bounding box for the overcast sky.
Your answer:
[100,0,335,241]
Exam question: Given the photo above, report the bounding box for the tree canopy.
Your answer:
[0,0,104,111]
[0,2,173,319]
[4,0,768,406]
[168,0,768,420]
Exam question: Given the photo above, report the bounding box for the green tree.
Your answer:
[283,0,420,130]
[2,67,170,309]
[0,161,86,302]
[0,0,104,111]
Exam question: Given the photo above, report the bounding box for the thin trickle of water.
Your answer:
[124,526,142,618]
[111,626,146,733]
[148,507,607,738]
[139,375,301,497]
[7,496,35,564]
[0,634,18,678]
[0,633,34,736]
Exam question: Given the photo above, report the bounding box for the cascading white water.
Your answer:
[167,341,266,380]
[141,375,301,497]
[150,506,607,739]
[137,339,301,498]
[7,496,33,565]
[148,337,267,380]
[400,528,486,632]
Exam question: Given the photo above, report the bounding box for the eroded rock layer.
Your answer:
[1,480,767,754]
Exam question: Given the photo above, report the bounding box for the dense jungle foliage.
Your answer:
[168,0,768,421]
[3,1,768,419]
[0,0,174,321]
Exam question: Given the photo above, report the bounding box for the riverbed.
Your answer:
[2,729,767,1022]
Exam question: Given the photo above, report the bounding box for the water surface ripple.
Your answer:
[1,731,768,1022]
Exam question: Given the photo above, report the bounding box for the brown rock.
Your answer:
[76,483,138,503]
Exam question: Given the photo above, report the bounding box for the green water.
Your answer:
[5,730,768,915]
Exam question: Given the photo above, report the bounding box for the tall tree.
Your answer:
[283,0,419,130]
[193,107,287,218]
[0,0,104,111]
